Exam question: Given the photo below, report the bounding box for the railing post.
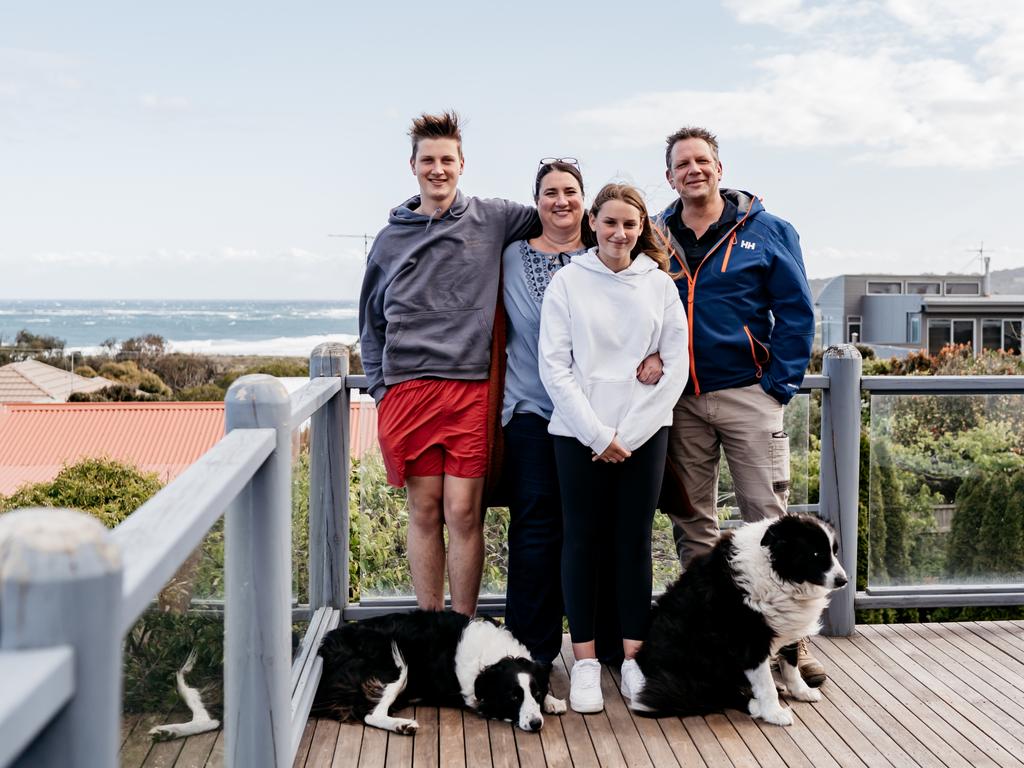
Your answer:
[309,342,350,610]
[224,375,292,767]
[819,344,863,636]
[0,508,122,767]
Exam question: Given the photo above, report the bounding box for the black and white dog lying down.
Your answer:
[633,514,848,726]
[312,610,567,734]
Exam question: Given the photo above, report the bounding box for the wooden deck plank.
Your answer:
[536,660,572,768]
[905,623,1024,715]
[487,719,518,768]
[656,717,709,768]
[989,621,1024,652]
[357,723,388,768]
[123,714,143,749]
[172,729,218,768]
[808,639,940,768]
[292,718,317,767]
[914,623,1024,699]
[413,707,440,768]
[463,706,492,767]
[513,725,547,768]
[120,710,173,768]
[826,634,1003,767]
[725,710,804,768]
[705,712,760,768]
[607,667,679,768]
[682,717,734,768]
[855,626,1024,766]
[791,685,893,768]
[873,624,1024,734]
[787,703,868,768]
[384,707,415,768]
[141,720,187,768]
[557,637,625,768]
[964,622,1024,660]
[815,634,991,765]
[332,721,365,768]
[437,708,465,768]
[550,646,599,768]
[207,729,225,766]
[305,719,342,768]
[933,623,1024,691]
[598,667,653,768]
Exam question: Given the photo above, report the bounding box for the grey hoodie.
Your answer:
[358,190,537,402]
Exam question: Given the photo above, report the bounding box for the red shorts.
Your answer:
[376,378,489,487]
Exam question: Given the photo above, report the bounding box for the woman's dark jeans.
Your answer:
[502,413,564,664]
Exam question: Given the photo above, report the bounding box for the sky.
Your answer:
[2,0,1024,300]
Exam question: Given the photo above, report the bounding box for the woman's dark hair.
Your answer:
[589,183,669,271]
[533,161,584,201]
[533,161,596,247]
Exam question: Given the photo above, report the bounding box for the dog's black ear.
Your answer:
[760,524,780,549]
[473,665,503,714]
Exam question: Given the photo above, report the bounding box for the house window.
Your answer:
[907,313,921,344]
[847,315,862,343]
[945,282,980,295]
[906,281,941,295]
[867,281,902,295]
[952,319,974,348]
[982,319,1003,351]
[1005,320,1022,355]
[928,319,951,356]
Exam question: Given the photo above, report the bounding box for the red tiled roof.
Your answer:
[0,401,225,495]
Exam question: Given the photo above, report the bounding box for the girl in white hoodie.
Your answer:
[539,183,688,714]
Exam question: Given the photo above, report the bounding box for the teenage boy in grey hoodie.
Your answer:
[358,111,537,616]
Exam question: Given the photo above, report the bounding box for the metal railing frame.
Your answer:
[3,342,1024,765]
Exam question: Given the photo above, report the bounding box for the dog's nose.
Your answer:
[527,717,542,732]
[833,573,848,589]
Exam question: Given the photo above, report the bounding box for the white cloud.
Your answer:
[567,0,1024,168]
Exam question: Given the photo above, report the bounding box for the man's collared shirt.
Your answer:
[667,194,737,275]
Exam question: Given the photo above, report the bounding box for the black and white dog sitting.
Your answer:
[312,610,567,734]
[633,514,848,726]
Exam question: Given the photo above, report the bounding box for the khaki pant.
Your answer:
[666,384,790,568]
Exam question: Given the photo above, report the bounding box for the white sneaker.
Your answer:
[620,658,645,700]
[569,659,604,713]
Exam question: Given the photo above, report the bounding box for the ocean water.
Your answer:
[0,299,359,356]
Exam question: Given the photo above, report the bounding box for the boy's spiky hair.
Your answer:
[409,111,463,162]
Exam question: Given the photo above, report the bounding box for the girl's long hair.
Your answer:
[589,183,669,272]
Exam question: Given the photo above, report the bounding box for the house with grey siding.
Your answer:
[816,264,1023,357]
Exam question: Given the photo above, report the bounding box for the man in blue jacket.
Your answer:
[653,126,823,684]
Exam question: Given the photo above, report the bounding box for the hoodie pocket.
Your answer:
[743,325,771,379]
[384,307,491,372]
[584,378,635,429]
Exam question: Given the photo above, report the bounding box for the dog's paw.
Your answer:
[544,694,567,715]
[751,701,793,727]
[148,726,176,742]
[789,686,821,703]
[395,719,419,735]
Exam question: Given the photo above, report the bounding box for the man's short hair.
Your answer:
[665,126,719,169]
[409,111,463,162]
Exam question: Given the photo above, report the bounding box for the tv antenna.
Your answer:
[329,233,374,261]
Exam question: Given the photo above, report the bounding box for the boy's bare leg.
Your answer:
[405,475,445,610]
[443,475,485,616]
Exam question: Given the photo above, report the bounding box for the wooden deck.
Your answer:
[119,619,1024,767]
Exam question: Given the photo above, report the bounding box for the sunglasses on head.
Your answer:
[538,157,579,168]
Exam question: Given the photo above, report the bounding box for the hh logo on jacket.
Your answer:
[740,240,756,250]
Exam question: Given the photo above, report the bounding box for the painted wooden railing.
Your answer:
[2,343,1024,766]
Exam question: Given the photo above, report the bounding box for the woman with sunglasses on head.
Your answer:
[501,160,665,667]
[538,182,688,713]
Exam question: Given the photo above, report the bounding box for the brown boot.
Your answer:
[798,637,826,688]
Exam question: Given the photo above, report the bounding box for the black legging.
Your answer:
[553,427,668,643]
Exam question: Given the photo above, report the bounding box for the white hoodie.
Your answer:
[538,248,688,454]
